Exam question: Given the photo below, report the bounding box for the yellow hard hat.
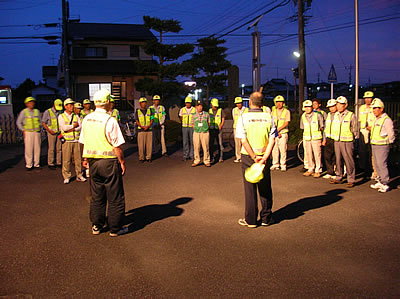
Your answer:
[371,98,384,108]
[234,97,243,104]
[64,98,75,106]
[83,99,91,105]
[326,99,337,108]
[211,98,219,107]
[139,97,147,103]
[54,99,63,111]
[93,89,111,104]
[303,100,313,108]
[24,96,36,104]
[185,96,193,103]
[336,96,348,104]
[109,95,115,103]
[74,102,83,109]
[153,95,161,100]
[245,163,265,183]
[363,91,374,98]
[274,95,285,104]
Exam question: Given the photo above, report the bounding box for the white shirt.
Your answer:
[58,112,82,142]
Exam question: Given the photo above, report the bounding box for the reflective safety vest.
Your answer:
[272,107,289,134]
[150,105,165,125]
[370,114,390,145]
[359,104,374,129]
[137,108,152,130]
[232,107,248,129]
[180,107,196,127]
[47,108,59,133]
[240,110,272,156]
[302,112,322,141]
[209,108,222,129]
[23,108,41,132]
[262,106,271,114]
[110,109,120,120]
[80,109,93,119]
[61,113,80,141]
[82,111,116,159]
[324,112,334,139]
[331,111,354,142]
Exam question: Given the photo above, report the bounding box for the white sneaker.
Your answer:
[109,226,129,237]
[63,179,70,184]
[322,174,332,179]
[92,225,101,235]
[378,184,390,193]
[370,182,383,189]
[280,167,287,172]
[233,159,240,163]
[85,168,90,178]
[76,176,87,182]
[270,165,279,170]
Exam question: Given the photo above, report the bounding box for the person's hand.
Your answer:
[278,133,282,138]
[73,122,79,128]
[366,126,371,131]
[48,129,56,135]
[120,161,126,175]
[254,156,263,164]
[219,125,223,131]
[82,160,89,169]
[322,140,326,146]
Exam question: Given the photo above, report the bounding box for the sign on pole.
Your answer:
[328,64,337,99]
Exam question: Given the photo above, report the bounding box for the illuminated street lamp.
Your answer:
[241,84,245,96]
[293,51,300,58]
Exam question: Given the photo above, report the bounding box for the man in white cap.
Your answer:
[42,99,63,170]
[58,98,85,184]
[79,89,128,236]
[330,96,357,187]
[232,96,248,163]
[81,99,93,119]
[321,99,337,179]
[150,95,167,157]
[270,95,290,171]
[369,98,395,193]
[16,96,42,170]
[209,98,225,163]
[135,97,154,162]
[179,96,195,161]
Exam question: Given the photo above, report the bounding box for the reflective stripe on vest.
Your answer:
[302,113,322,141]
[23,108,40,132]
[272,107,289,134]
[82,111,116,159]
[137,108,152,130]
[61,113,79,141]
[359,105,374,129]
[47,108,59,133]
[209,108,222,129]
[324,112,334,139]
[233,107,248,129]
[331,111,354,142]
[150,105,165,124]
[240,111,272,156]
[180,107,195,127]
[370,114,390,145]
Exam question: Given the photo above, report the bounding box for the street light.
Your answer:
[241,84,245,96]
[293,51,300,58]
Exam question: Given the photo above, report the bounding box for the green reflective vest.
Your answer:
[331,111,354,142]
[47,108,59,133]
[324,112,334,139]
[193,112,209,133]
[209,108,222,129]
[150,105,165,125]
[370,114,390,145]
[110,109,120,121]
[272,107,289,134]
[23,108,41,132]
[82,111,116,159]
[61,113,79,141]
[359,104,374,129]
[137,108,152,131]
[302,112,322,141]
[240,110,272,156]
[233,107,248,129]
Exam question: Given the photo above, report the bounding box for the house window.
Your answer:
[88,83,111,101]
[130,45,140,57]
[73,47,107,58]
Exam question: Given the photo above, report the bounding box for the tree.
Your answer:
[12,78,36,114]
[190,37,231,101]
[135,16,195,102]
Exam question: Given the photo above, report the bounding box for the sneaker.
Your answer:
[233,159,240,163]
[347,182,355,188]
[370,182,383,189]
[238,218,257,228]
[85,168,90,178]
[109,226,129,237]
[92,225,101,235]
[322,174,332,179]
[76,176,87,182]
[191,163,199,167]
[270,165,280,170]
[219,158,223,163]
[303,171,314,177]
[330,179,342,184]
[313,172,321,178]
[261,217,274,226]
[378,184,390,193]
[204,163,211,167]
[280,167,287,172]
[63,179,70,184]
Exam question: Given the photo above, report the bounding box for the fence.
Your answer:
[0,114,20,144]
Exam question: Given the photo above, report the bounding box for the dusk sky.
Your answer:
[0,0,399,88]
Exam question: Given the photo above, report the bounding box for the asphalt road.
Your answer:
[0,143,399,298]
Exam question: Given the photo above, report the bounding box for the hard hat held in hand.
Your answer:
[245,163,265,183]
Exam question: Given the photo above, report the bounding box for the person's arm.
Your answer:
[113,146,125,175]
[135,110,143,130]
[219,110,225,130]
[41,110,55,135]
[16,110,25,132]
[241,139,257,161]
[350,113,358,136]
[160,107,166,126]
[75,115,82,132]
[258,137,275,164]
[383,118,396,144]
[58,114,75,133]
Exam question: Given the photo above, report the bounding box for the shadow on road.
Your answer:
[0,153,24,173]
[272,189,346,224]
[124,197,193,233]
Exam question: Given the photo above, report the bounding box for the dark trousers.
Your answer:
[89,158,125,233]
[359,133,372,176]
[324,138,336,176]
[152,125,161,154]
[209,129,221,161]
[241,155,273,225]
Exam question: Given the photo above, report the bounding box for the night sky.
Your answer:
[0,0,399,88]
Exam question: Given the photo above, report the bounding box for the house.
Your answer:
[58,22,158,110]
[30,83,60,111]
[262,79,294,105]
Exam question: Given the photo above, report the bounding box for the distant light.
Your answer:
[185,81,196,87]
[293,51,300,58]
[241,84,245,88]
[349,84,353,88]
[198,89,202,93]
[317,87,320,91]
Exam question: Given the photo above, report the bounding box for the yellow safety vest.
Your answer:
[150,105,165,125]
[233,107,248,129]
[209,108,222,129]
[272,107,289,134]
[370,114,390,145]
[324,112,334,139]
[23,108,41,132]
[180,107,195,128]
[359,104,374,129]
[302,112,322,141]
[331,111,354,142]
[61,113,79,141]
[82,111,116,159]
[137,108,152,130]
[110,109,120,120]
[47,108,59,133]
[240,110,272,156]
[81,109,93,119]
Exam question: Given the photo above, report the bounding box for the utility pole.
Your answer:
[298,0,307,104]
[62,0,71,97]
[248,15,264,92]
[348,64,353,85]
[355,0,360,138]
